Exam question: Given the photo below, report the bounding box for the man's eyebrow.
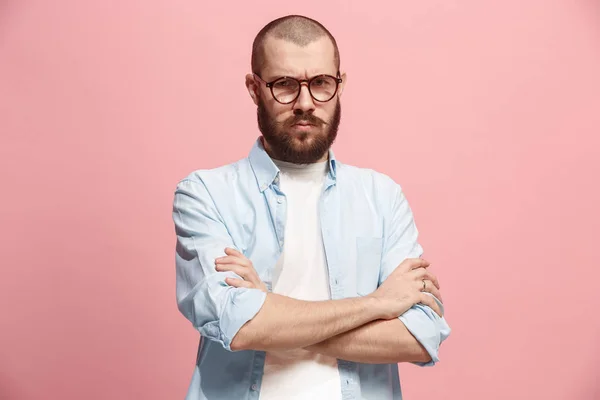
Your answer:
[262,72,297,80]
[263,71,336,81]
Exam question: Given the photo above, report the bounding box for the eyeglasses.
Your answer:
[253,73,343,104]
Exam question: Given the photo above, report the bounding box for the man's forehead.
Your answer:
[261,36,337,78]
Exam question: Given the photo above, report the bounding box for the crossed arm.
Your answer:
[227,288,432,364]
[305,317,432,364]
[173,177,450,366]
[219,248,435,364]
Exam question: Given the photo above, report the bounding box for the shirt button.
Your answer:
[251,384,258,391]
[277,197,283,204]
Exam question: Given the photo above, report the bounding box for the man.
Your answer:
[173,15,450,400]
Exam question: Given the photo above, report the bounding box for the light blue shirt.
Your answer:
[172,138,450,400]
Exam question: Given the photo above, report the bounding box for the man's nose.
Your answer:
[293,83,315,113]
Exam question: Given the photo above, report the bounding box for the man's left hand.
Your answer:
[215,248,268,293]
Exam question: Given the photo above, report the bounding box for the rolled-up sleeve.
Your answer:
[173,177,267,351]
[380,182,451,366]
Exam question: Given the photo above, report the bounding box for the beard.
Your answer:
[257,97,341,164]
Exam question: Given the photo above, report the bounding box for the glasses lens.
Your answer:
[272,78,300,104]
[310,76,338,102]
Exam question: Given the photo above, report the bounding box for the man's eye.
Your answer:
[275,80,294,87]
[312,78,332,87]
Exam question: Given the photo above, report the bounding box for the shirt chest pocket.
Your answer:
[355,237,383,296]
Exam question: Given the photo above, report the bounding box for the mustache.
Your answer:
[284,114,326,127]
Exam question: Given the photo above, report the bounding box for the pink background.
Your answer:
[1,1,599,399]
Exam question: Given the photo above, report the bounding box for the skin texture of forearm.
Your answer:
[230,292,381,351]
[304,318,432,364]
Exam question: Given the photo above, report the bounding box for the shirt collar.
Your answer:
[248,137,338,192]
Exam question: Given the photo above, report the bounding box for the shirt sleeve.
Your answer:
[380,182,451,366]
[172,177,267,351]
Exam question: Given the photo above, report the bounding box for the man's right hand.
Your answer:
[368,258,443,319]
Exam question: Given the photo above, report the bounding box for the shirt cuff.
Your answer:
[399,295,451,366]
[217,286,268,351]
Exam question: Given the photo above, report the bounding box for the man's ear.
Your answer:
[245,74,260,106]
[337,72,347,97]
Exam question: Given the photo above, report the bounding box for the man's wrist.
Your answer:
[360,294,386,321]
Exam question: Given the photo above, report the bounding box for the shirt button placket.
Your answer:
[277,195,285,248]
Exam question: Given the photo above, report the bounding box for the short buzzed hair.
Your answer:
[251,15,341,75]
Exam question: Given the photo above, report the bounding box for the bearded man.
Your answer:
[172,14,450,400]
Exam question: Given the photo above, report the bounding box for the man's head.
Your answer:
[246,15,346,164]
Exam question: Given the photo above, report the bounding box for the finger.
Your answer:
[408,267,428,280]
[428,272,440,290]
[410,269,440,289]
[419,293,443,317]
[216,264,264,288]
[225,277,254,288]
[224,247,244,257]
[421,271,440,290]
[215,256,251,268]
[402,258,431,271]
[420,268,440,289]
[215,264,249,280]
[421,280,443,303]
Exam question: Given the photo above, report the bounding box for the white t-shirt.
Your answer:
[258,158,343,400]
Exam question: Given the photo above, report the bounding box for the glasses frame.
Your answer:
[253,72,343,104]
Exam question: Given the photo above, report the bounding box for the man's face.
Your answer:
[247,36,345,164]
